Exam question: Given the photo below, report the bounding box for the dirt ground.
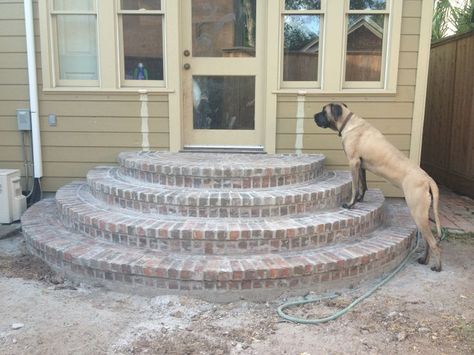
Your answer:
[0,230,473,355]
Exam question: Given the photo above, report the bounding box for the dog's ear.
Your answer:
[330,103,343,120]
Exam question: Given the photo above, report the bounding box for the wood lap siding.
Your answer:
[276,0,422,197]
[0,1,32,189]
[0,1,170,191]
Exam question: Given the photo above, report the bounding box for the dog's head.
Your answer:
[314,103,349,132]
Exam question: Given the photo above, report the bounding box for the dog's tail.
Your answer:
[429,179,442,240]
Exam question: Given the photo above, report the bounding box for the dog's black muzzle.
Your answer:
[314,112,330,129]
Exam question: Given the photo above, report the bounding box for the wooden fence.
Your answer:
[421,31,474,198]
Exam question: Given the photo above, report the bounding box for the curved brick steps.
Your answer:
[56,182,385,255]
[22,151,419,300]
[117,152,325,188]
[87,167,352,217]
[22,198,416,300]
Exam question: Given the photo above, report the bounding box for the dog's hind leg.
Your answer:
[418,242,430,265]
[405,184,442,271]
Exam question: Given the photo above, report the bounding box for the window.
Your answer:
[41,0,171,89]
[281,0,323,87]
[279,0,402,92]
[344,0,389,88]
[51,0,98,86]
[118,0,165,86]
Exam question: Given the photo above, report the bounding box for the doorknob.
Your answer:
[183,63,191,70]
[183,49,190,56]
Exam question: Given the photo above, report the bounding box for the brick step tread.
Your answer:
[87,167,352,216]
[118,152,325,188]
[22,199,416,284]
[57,182,385,254]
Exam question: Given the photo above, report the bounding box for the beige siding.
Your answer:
[276,0,423,197]
[0,0,428,196]
[0,0,171,191]
[0,1,31,188]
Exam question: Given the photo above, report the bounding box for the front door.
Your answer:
[182,0,265,147]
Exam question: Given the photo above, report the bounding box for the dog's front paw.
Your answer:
[430,265,442,272]
[342,203,353,209]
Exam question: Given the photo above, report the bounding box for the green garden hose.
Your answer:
[277,231,421,324]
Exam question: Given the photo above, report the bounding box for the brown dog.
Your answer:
[314,103,442,271]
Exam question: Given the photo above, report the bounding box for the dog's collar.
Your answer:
[338,112,354,137]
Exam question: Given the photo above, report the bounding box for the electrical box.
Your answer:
[0,170,27,223]
[16,109,31,131]
[48,114,57,127]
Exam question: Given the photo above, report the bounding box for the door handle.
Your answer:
[183,63,191,70]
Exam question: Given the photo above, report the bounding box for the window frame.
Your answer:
[277,0,402,93]
[39,0,173,91]
[49,0,99,87]
[343,1,390,89]
[280,1,325,89]
[117,1,167,88]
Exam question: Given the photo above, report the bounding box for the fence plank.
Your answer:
[422,31,474,198]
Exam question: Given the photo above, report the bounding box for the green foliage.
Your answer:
[451,0,474,34]
[432,0,474,41]
[432,0,452,40]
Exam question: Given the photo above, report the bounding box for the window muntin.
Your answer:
[118,1,165,86]
[281,1,324,88]
[344,0,389,87]
[51,0,98,85]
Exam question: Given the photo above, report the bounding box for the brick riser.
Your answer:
[118,152,325,188]
[22,199,416,300]
[56,183,385,255]
[87,168,352,217]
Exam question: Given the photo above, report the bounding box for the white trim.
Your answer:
[117,2,166,88]
[264,1,280,153]
[24,0,43,178]
[294,94,305,154]
[409,0,434,164]
[167,0,182,152]
[273,89,397,95]
[184,145,264,150]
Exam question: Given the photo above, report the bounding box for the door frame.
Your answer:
[167,0,277,152]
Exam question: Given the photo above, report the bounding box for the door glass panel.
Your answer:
[193,76,255,130]
[283,15,320,81]
[192,0,256,57]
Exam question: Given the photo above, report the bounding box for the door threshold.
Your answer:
[181,145,266,154]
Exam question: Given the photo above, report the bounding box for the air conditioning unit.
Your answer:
[0,169,27,223]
